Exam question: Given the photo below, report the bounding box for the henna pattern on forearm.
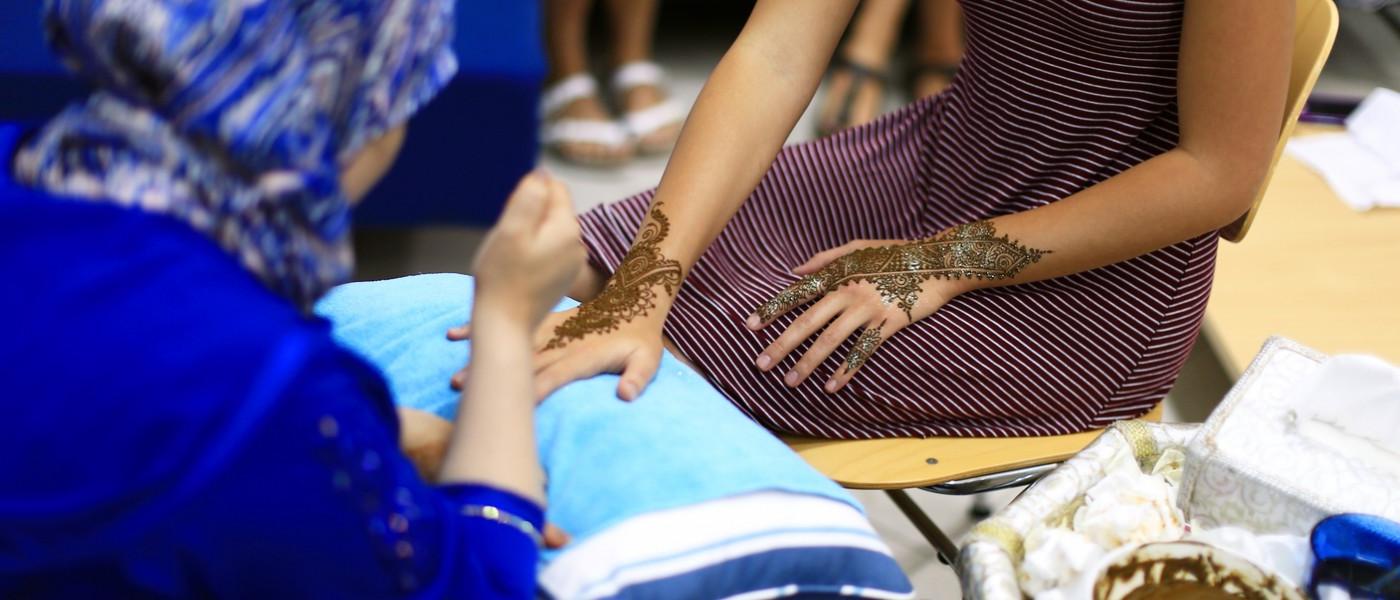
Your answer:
[544,203,683,350]
[757,220,1049,322]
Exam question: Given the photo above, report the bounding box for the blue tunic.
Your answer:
[0,125,541,598]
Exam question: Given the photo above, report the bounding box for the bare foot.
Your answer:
[817,67,887,135]
[621,83,681,154]
[548,93,635,166]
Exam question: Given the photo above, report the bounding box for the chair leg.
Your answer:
[884,489,960,566]
[968,495,993,520]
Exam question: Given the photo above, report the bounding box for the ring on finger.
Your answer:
[845,322,885,374]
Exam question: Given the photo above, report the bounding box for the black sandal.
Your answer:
[906,62,958,101]
[816,56,890,138]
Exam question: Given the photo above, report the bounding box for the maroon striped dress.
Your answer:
[578,0,1216,439]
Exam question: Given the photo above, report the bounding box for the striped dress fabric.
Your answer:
[577,0,1218,439]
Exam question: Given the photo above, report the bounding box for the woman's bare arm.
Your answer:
[944,0,1292,290]
[528,1,859,399]
[644,0,859,268]
[749,0,1294,391]
[438,174,583,504]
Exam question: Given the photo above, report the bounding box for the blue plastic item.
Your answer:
[1310,513,1400,599]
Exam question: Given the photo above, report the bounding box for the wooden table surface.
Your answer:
[1205,125,1400,377]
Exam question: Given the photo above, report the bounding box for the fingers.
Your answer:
[497,170,552,233]
[446,322,472,341]
[782,310,869,389]
[754,295,843,371]
[747,274,829,329]
[540,174,578,236]
[825,319,892,394]
[534,348,617,402]
[617,348,661,401]
[543,524,571,549]
[450,366,469,391]
[792,243,855,275]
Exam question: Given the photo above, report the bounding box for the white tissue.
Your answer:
[1185,526,1311,589]
[1290,354,1400,477]
[1019,447,1188,598]
[1019,528,1105,597]
[1151,447,1185,484]
[1072,468,1186,549]
[1287,87,1400,211]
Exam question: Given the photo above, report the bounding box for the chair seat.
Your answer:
[781,404,1163,490]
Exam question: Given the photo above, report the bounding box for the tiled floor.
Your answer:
[353,10,1399,596]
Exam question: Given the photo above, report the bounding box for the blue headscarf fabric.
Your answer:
[13,0,457,308]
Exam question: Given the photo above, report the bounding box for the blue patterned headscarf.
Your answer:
[14,0,457,308]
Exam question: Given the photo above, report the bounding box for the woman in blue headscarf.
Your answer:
[0,0,583,596]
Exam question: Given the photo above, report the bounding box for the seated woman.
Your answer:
[0,1,909,597]
[506,1,1293,439]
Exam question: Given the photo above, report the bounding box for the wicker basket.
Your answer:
[957,420,1198,599]
[957,336,1400,599]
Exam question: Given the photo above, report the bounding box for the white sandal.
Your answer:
[541,73,634,165]
[611,61,685,155]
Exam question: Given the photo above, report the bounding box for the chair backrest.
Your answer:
[1220,0,1339,242]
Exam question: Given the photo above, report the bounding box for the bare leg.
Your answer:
[910,0,964,98]
[817,0,911,134]
[604,0,657,67]
[545,0,633,164]
[604,0,680,152]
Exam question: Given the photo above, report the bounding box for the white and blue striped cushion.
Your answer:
[540,492,913,600]
[316,275,914,597]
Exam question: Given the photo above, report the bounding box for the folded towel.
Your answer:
[314,274,857,547]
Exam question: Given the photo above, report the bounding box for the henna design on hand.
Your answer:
[845,321,886,374]
[756,220,1049,322]
[544,203,682,350]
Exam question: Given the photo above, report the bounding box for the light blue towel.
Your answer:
[314,274,857,548]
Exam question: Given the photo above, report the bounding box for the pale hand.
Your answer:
[747,239,968,393]
[395,407,571,549]
[450,303,666,400]
[468,171,585,331]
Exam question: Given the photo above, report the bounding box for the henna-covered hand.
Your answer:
[543,207,682,350]
[446,201,684,403]
[747,221,1048,393]
[524,202,684,401]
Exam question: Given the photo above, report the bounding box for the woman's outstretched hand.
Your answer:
[530,302,667,402]
[746,239,965,394]
[448,177,672,403]
[449,305,667,403]
[467,170,585,334]
[453,201,684,403]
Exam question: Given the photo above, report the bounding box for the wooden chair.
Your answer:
[781,0,1339,565]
